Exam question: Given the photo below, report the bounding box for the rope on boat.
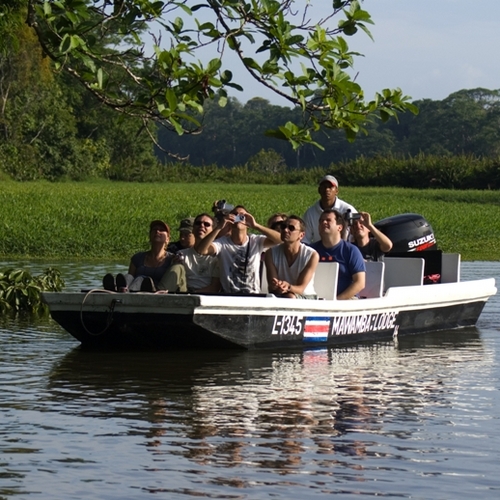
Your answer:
[80,289,122,336]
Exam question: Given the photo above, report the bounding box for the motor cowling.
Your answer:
[374,213,437,254]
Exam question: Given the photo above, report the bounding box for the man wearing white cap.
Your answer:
[303,175,356,244]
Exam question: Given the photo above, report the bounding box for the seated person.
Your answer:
[267,212,288,230]
[310,210,366,299]
[303,175,356,244]
[102,220,187,293]
[265,215,319,299]
[167,217,195,253]
[351,211,393,261]
[160,213,221,293]
[195,205,281,293]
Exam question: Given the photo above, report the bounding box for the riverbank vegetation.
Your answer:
[1,181,499,261]
[0,267,64,314]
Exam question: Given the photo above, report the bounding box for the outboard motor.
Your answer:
[374,213,441,283]
[374,213,437,253]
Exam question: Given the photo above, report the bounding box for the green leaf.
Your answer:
[169,116,184,135]
[265,128,288,141]
[220,70,233,84]
[166,88,177,111]
[59,34,72,54]
[96,68,103,89]
[242,58,261,71]
[207,58,222,73]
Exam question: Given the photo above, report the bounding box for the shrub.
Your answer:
[0,268,65,315]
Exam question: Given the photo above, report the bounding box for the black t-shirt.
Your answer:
[355,238,385,262]
[167,241,184,254]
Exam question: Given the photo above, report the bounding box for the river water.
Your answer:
[1,261,500,499]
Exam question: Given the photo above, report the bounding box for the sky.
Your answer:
[225,0,500,105]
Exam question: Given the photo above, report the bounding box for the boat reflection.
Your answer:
[47,328,487,472]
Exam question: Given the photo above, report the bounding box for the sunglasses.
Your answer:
[194,221,212,227]
[271,221,284,230]
[280,223,299,232]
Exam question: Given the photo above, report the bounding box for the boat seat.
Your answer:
[261,261,339,300]
[314,262,339,300]
[441,253,461,283]
[383,256,424,292]
[260,261,269,294]
[359,261,385,299]
[387,250,442,283]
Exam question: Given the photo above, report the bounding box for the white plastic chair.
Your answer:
[441,253,461,283]
[313,262,339,300]
[384,257,424,292]
[359,261,385,298]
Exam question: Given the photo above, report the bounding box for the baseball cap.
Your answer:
[150,220,170,234]
[319,175,338,187]
[178,217,194,233]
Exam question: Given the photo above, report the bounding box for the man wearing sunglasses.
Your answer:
[195,205,281,294]
[311,209,366,300]
[265,216,319,299]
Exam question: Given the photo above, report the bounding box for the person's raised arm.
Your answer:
[244,212,281,249]
[194,216,229,255]
[360,212,393,253]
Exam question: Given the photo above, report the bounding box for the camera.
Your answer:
[233,214,245,223]
[212,199,237,222]
[345,209,362,226]
[213,200,234,215]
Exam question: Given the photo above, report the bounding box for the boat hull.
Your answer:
[43,278,496,350]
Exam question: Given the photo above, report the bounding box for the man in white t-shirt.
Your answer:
[195,205,281,294]
[303,175,356,244]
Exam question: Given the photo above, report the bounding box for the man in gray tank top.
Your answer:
[264,215,319,299]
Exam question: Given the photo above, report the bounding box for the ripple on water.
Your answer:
[1,261,500,498]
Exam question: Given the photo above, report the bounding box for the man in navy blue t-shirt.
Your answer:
[311,209,366,299]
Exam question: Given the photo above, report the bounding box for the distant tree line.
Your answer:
[156,88,500,170]
[1,3,500,188]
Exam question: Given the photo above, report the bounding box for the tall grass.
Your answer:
[2,180,499,260]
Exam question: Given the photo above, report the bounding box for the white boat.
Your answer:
[42,253,497,350]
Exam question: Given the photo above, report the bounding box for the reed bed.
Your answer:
[1,181,499,261]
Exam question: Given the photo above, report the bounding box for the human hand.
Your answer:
[360,211,372,227]
[173,254,184,264]
[242,211,256,228]
[271,278,289,294]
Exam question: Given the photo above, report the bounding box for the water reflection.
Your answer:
[46,328,488,477]
[1,260,499,498]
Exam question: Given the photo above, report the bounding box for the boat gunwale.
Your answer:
[42,278,497,317]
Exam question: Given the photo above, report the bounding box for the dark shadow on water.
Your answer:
[48,327,484,397]
[44,327,488,470]
[395,326,483,349]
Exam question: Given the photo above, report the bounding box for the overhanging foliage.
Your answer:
[27,0,417,151]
